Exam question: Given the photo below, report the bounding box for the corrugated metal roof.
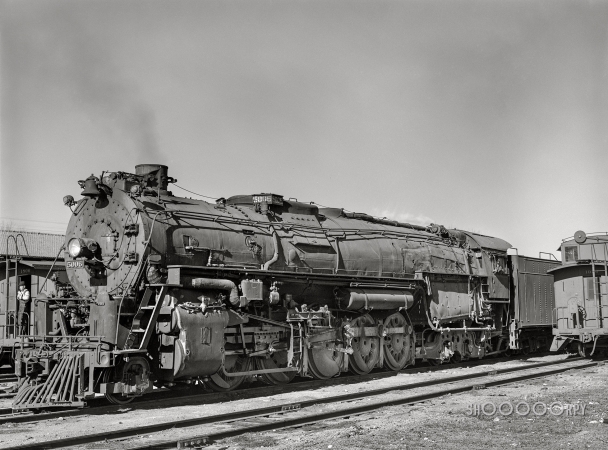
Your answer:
[0,230,65,259]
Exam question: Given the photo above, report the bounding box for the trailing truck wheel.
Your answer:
[256,352,297,385]
[206,355,251,392]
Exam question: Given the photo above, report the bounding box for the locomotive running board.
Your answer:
[12,354,86,410]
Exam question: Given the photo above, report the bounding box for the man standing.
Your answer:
[17,280,31,335]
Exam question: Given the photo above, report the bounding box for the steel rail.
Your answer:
[2,357,594,450]
[168,360,603,450]
[0,354,549,425]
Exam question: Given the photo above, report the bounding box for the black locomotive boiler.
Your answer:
[12,164,558,409]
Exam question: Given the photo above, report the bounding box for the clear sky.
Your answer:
[1,0,607,258]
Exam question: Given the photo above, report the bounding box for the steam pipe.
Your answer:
[191,278,239,306]
[436,326,495,332]
[262,227,279,270]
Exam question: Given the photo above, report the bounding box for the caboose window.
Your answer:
[564,246,578,262]
[585,277,596,301]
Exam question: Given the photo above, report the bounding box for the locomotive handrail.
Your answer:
[161,207,447,245]
[552,304,608,330]
[538,252,559,261]
[15,334,106,352]
[39,244,66,293]
[167,264,422,284]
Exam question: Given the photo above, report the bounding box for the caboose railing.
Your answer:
[0,312,28,339]
[553,305,608,331]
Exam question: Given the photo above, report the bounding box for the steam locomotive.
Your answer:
[12,164,558,410]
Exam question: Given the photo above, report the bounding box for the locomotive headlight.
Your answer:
[67,238,99,259]
[68,238,84,258]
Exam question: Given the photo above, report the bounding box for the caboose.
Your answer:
[1,232,68,367]
[550,231,608,356]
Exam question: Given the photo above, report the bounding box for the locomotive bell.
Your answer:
[80,175,101,198]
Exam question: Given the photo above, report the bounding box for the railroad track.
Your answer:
[1,356,599,450]
[0,353,545,424]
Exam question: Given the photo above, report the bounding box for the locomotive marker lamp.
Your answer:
[63,195,79,216]
[63,195,75,207]
[129,184,142,197]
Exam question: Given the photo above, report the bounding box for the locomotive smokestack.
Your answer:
[135,164,170,191]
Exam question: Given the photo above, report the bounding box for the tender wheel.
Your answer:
[206,355,251,392]
[451,351,462,363]
[383,313,412,371]
[256,350,298,385]
[348,314,380,375]
[578,341,591,358]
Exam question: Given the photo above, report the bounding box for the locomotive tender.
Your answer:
[12,164,557,409]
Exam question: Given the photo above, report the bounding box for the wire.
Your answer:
[173,184,218,200]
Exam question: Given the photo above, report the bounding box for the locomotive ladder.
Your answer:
[123,285,168,351]
[591,242,608,327]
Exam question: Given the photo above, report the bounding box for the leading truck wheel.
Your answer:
[256,351,298,385]
[102,357,151,405]
[102,367,135,405]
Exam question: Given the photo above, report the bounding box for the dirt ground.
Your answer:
[0,354,607,449]
[218,359,608,450]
